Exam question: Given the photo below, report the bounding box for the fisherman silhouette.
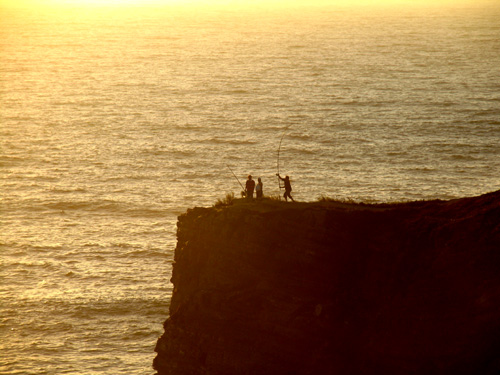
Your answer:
[256,177,263,199]
[277,174,294,202]
[245,175,256,200]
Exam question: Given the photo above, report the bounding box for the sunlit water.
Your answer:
[1,3,499,374]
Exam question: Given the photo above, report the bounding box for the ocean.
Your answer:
[1,2,499,374]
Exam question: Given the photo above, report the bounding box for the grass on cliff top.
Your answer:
[315,195,385,205]
[317,195,361,204]
[317,196,410,207]
[213,192,286,208]
[214,193,370,208]
[213,192,416,209]
[212,191,498,211]
[214,192,236,207]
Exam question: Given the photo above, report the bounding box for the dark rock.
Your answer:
[154,191,500,375]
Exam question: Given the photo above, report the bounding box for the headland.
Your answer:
[154,191,500,375]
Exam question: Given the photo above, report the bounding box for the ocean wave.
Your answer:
[83,242,104,248]
[112,242,143,249]
[44,200,120,212]
[279,146,318,155]
[2,259,60,269]
[142,149,195,158]
[448,154,481,161]
[193,137,257,146]
[125,249,171,259]
[27,244,65,251]
[49,187,87,194]
[66,297,170,318]
[0,155,26,166]
[124,207,168,218]
[222,89,251,95]
[170,124,207,132]
[411,166,438,172]
[125,328,159,340]
[42,200,168,218]
[285,133,313,141]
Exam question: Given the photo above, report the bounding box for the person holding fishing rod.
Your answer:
[226,165,259,201]
[277,173,295,202]
[276,124,296,202]
[245,175,256,201]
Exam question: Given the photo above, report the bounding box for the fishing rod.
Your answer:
[276,124,292,192]
[226,164,245,194]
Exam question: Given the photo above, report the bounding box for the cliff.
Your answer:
[154,190,500,375]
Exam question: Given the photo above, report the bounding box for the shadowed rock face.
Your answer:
[154,191,500,375]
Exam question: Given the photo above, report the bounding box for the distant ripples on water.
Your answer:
[1,3,499,374]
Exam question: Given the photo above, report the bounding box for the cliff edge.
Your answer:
[154,191,500,375]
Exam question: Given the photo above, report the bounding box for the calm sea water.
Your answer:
[1,3,499,374]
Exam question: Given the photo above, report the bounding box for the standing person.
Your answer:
[245,175,255,200]
[256,177,263,199]
[277,174,295,202]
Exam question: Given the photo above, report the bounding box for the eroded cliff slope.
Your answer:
[154,191,500,375]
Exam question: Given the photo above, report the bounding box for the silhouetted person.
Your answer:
[256,177,263,199]
[245,175,255,200]
[277,174,294,202]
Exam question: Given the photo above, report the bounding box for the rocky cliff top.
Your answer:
[154,190,500,375]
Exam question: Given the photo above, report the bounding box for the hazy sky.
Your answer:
[1,0,498,9]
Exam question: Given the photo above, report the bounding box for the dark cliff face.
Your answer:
[154,191,500,375]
